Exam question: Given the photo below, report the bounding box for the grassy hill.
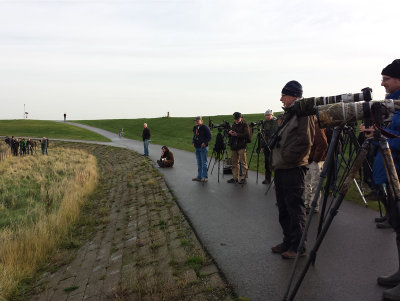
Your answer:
[75,113,267,166]
[0,120,110,142]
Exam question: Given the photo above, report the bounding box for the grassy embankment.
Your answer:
[0,120,110,142]
[0,146,98,299]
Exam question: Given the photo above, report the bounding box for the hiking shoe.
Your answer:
[201,178,208,183]
[281,249,306,259]
[378,272,400,287]
[239,179,247,184]
[271,243,289,254]
[192,177,201,182]
[262,179,270,184]
[383,283,400,300]
[227,178,238,184]
[377,220,392,229]
[375,215,388,223]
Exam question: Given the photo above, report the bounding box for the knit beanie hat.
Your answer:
[281,80,303,98]
[382,59,400,79]
[233,112,242,120]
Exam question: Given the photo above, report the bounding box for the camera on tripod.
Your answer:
[249,120,263,128]
[211,120,230,131]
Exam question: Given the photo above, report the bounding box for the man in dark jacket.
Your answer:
[260,109,278,184]
[270,80,315,259]
[227,112,251,184]
[192,116,212,182]
[365,59,400,301]
[142,123,151,156]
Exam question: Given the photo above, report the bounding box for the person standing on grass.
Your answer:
[192,116,212,182]
[41,137,48,155]
[142,123,151,157]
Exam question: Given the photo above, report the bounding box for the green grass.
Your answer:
[75,113,267,171]
[0,120,110,142]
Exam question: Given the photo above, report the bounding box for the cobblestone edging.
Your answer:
[30,144,233,301]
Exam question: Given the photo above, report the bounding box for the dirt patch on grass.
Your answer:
[28,142,234,301]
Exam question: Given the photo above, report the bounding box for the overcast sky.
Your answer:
[0,0,398,120]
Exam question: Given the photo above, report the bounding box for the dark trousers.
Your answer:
[264,149,272,182]
[274,167,307,250]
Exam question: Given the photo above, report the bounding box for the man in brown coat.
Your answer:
[270,80,315,259]
[227,112,251,184]
[304,118,328,213]
[157,146,174,168]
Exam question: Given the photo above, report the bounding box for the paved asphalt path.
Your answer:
[58,122,396,301]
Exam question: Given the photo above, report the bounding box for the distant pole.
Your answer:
[24,104,25,119]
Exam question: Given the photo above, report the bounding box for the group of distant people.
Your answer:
[4,136,49,156]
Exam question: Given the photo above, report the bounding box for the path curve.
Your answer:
[58,121,396,301]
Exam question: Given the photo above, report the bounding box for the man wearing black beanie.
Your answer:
[270,80,315,259]
[369,59,400,301]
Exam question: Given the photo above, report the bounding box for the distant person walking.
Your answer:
[64,113,66,122]
[192,116,212,182]
[142,123,151,156]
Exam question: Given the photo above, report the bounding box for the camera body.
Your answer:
[212,120,231,131]
[249,120,263,128]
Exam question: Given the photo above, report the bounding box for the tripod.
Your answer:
[208,129,230,182]
[282,126,400,300]
[247,124,269,183]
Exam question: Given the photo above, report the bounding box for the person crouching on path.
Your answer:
[192,116,212,182]
[270,80,315,259]
[157,146,174,168]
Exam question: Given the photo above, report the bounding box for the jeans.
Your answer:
[143,139,150,156]
[195,147,208,179]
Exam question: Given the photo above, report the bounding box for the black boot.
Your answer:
[378,240,400,287]
[376,215,388,223]
[383,284,400,300]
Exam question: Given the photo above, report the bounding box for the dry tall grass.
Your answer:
[0,147,98,299]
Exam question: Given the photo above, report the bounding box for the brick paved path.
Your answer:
[30,144,232,301]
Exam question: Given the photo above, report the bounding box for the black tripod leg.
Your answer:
[208,150,215,172]
[282,126,343,299]
[285,140,369,301]
[317,127,342,240]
